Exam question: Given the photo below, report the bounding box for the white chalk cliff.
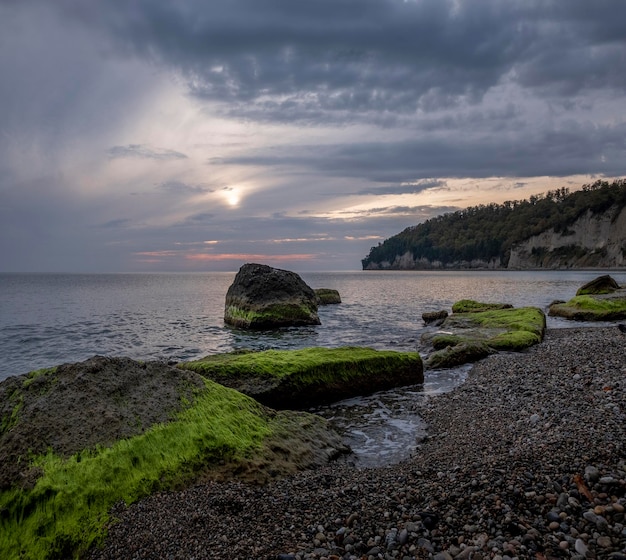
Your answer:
[508,205,626,269]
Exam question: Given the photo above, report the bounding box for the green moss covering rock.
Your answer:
[0,356,347,560]
[550,275,626,321]
[224,263,320,329]
[451,299,514,313]
[575,274,621,296]
[315,288,342,305]
[423,301,546,368]
[549,293,626,321]
[425,341,494,369]
[179,346,424,408]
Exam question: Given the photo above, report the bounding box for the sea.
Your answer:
[2,269,624,466]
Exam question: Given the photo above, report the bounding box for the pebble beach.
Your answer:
[89,326,626,560]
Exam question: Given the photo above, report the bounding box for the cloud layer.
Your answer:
[1,0,625,271]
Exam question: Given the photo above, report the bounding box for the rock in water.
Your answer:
[224,263,321,329]
[576,274,621,295]
[315,288,341,305]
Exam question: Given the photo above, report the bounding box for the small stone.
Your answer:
[583,511,598,524]
[596,535,611,548]
[417,538,433,553]
[599,476,618,485]
[585,466,600,482]
[549,521,560,531]
[559,541,569,550]
[574,538,588,556]
[547,511,561,523]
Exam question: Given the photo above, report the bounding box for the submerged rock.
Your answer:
[224,263,321,329]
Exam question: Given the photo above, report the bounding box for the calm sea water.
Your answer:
[2,269,624,465]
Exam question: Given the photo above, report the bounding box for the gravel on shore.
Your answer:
[89,327,626,560]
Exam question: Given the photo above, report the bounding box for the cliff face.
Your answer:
[364,205,626,271]
[508,205,626,269]
[364,253,502,270]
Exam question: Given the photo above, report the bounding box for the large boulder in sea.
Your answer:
[179,346,424,409]
[576,274,621,295]
[224,263,321,329]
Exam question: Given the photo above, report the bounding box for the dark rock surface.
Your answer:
[314,288,341,305]
[576,274,622,295]
[224,263,321,329]
[0,356,349,493]
[422,310,448,325]
[0,356,205,490]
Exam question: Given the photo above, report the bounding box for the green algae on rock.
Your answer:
[423,301,546,368]
[549,293,626,321]
[224,263,320,329]
[575,274,621,296]
[178,346,424,408]
[550,274,626,321]
[315,288,342,305]
[451,299,514,313]
[0,356,346,560]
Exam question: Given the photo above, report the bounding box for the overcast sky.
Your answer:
[1,0,625,272]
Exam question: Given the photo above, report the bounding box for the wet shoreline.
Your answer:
[90,325,626,559]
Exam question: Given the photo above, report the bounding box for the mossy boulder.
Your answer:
[576,274,621,296]
[549,293,626,321]
[426,341,494,369]
[178,346,423,409]
[549,275,626,321]
[451,300,514,313]
[224,263,321,329]
[315,288,341,305]
[422,310,448,325]
[0,356,346,560]
[423,301,546,369]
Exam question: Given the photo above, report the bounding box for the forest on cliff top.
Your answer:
[361,179,626,269]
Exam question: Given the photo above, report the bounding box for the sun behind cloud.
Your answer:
[223,187,240,207]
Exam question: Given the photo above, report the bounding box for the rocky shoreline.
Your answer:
[89,326,626,560]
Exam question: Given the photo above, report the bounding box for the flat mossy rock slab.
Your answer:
[224,263,321,329]
[549,291,626,321]
[550,275,626,321]
[315,288,341,305]
[422,301,546,369]
[178,346,424,408]
[0,356,347,559]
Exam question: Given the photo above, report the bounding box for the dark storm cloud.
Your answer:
[107,144,188,160]
[53,0,626,122]
[220,120,626,182]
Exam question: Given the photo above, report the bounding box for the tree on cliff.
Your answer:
[361,179,626,269]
